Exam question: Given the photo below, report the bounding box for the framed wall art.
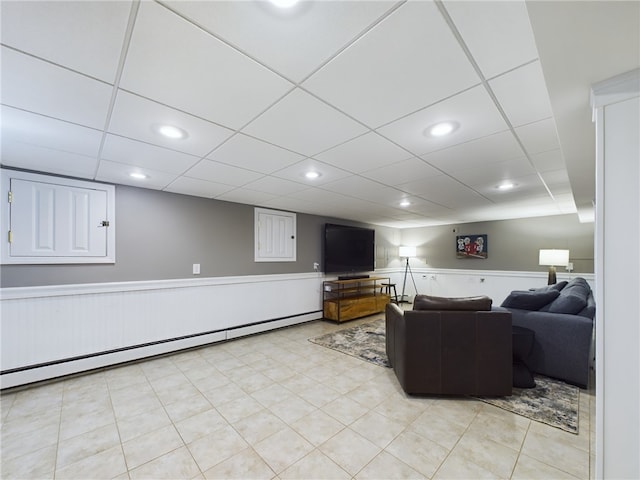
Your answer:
[456,234,488,259]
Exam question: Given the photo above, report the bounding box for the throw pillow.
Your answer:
[529,281,568,292]
[543,290,588,315]
[500,289,560,310]
[541,278,591,314]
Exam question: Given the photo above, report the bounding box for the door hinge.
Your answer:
[8,230,12,243]
[8,191,13,203]
[99,220,110,227]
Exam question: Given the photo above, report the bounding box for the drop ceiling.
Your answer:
[1,1,637,228]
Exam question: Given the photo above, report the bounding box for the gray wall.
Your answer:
[0,185,398,287]
[400,214,594,273]
[0,184,593,287]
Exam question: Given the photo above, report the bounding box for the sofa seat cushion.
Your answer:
[501,289,560,310]
[414,294,492,311]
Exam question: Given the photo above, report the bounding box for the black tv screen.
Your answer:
[323,223,375,274]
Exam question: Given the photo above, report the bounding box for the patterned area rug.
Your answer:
[309,318,579,434]
[309,319,390,368]
[475,376,579,434]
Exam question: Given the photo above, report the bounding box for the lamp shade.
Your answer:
[399,246,416,258]
[539,249,570,266]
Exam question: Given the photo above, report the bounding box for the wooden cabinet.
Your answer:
[322,276,390,322]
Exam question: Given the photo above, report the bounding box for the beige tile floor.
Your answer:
[1,313,594,479]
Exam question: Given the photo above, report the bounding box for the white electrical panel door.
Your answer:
[255,208,296,262]
[1,169,116,264]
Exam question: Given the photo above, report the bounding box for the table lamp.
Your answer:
[539,249,570,285]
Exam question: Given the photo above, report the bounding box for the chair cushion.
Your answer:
[414,294,492,311]
[501,289,560,310]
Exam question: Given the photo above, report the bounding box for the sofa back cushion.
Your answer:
[414,294,492,311]
[501,289,560,310]
[540,277,592,315]
[577,290,597,319]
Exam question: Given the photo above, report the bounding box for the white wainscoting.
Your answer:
[376,267,594,306]
[0,273,325,389]
[0,269,594,389]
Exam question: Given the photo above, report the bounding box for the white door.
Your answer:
[9,178,108,258]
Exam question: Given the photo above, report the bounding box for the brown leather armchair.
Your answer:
[385,295,512,396]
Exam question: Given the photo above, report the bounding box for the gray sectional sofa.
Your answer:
[495,277,595,388]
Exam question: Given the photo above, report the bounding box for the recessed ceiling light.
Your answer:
[425,121,459,138]
[269,0,299,7]
[129,172,147,180]
[497,182,515,190]
[400,200,411,207]
[155,124,188,140]
[305,171,321,180]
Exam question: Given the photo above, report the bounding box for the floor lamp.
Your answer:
[399,246,418,303]
[539,249,570,285]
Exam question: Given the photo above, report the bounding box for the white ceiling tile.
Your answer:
[399,175,492,208]
[362,157,441,186]
[215,188,278,205]
[549,184,574,197]
[0,1,131,83]
[314,132,411,173]
[390,195,449,214]
[366,204,407,217]
[242,176,308,196]
[458,196,563,222]
[243,88,368,156]
[446,157,536,187]
[303,1,480,127]
[95,160,178,189]
[271,158,352,186]
[1,106,103,157]
[473,173,548,202]
[421,130,525,172]
[489,61,554,127]
[377,86,508,156]
[374,218,426,228]
[120,1,293,129]
[108,91,234,157]
[401,201,454,218]
[530,149,566,173]
[164,0,398,82]
[261,195,320,214]
[206,134,304,174]
[515,118,561,155]
[163,176,235,198]
[0,142,98,180]
[443,0,538,79]
[320,176,400,203]
[184,159,263,186]
[1,47,113,129]
[287,187,355,206]
[553,193,578,214]
[540,169,572,188]
[101,135,201,175]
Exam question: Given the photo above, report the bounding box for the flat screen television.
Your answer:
[323,223,375,276]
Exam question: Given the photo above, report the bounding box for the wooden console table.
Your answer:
[322,276,391,322]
